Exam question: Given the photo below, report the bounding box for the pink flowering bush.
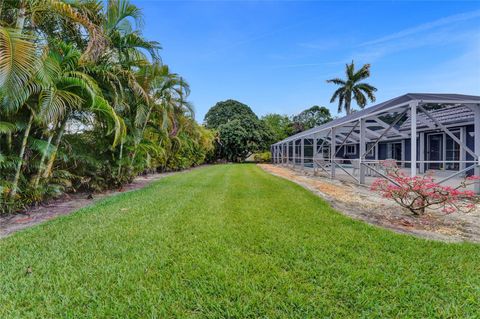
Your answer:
[371,161,479,215]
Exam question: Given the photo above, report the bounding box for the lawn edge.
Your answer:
[0,165,211,240]
[257,164,478,245]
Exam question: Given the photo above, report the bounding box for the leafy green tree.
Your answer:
[204,99,258,129]
[217,120,249,162]
[291,105,332,134]
[327,61,377,115]
[261,114,293,142]
[204,100,273,162]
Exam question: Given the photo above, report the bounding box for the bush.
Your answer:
[371,160,479,215]
[253,152,272,163]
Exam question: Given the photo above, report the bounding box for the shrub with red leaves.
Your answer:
[371,161,479,216]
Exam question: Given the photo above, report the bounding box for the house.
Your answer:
[270,93,480,193]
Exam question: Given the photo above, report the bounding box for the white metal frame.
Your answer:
[270,94,480,193]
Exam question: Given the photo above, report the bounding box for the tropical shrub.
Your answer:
[253,152,272,163]
[0,1,214,213]
[371,161,479,215]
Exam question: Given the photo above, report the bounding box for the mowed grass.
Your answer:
[1,165,479,318]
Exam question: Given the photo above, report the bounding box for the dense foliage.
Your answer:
[291,105,332,134]
[253,151,272,163]
[204,100,273,162]
[261,105,333,142]
[0,0,214,213]
[203,100,334,161]
[204,99,258,130]
[261,113,293,142]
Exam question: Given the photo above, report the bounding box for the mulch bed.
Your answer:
[0,170,184,239]
[259,164,480,243]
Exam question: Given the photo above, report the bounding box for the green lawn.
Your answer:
[1,164,479,318]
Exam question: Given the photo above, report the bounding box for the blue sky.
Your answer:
[134,0,480,122]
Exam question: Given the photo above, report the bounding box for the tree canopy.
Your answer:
[204,99,258,129]
[260,106,333,141]
[261,114,294,142]
[204,100,273,162]
[291,105,332,134]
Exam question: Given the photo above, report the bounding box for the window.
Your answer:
[320,146,330,159]
[345,145,356,155]
[366,143,375,157]
[387,142,402,161]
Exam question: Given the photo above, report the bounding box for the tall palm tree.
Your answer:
[128,63,187,166]
[36,42,124,183]
[326,61,377,115]
[0,0,215,213]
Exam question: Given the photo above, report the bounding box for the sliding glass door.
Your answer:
[427,134,443,170]
[427,130,460,170]
[445,132,460,170]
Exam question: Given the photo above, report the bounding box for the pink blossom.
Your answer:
[370,161,479,215]
[466,175,480,181]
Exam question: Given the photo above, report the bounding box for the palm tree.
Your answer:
[0,0,215,213]
[326,61,377,115]
[4,0,106,62]
[36,42,124,183]
[0,27,40,198]
[128,63,187,167]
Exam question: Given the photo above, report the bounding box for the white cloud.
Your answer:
[354,27,479,62]
[360,9,480,47]
[268,61,345,69]
[376,43,480,97]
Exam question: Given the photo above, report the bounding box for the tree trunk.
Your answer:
[32,132,54,189]
[117,139,124,176]
[42,117,68,179]
[6,132,12,152]
[345,91,352,115]
[130,105,153,168]
[16,0,26,32]
[10,112,34,199]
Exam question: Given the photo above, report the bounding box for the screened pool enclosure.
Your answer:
[270,93,480,193]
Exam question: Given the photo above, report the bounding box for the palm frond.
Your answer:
[134,103,149,128]
[346,60,355,79]
[121,31,161,62]
[106,0,144,33]
[0,27,39,102]
[330,87,344,103]
[91,95,126,147]
[326,78,346,85]
[39,88,83,124]
[356,82,377,102]
[352,87,367,108]
[0,121,17,134]
[33,0,108,62]
[353,63,371,82]
[337,93,345,114]
[28,137,54,156]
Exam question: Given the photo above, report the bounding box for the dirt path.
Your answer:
[259,164,480,243]
[0,169,191,239]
